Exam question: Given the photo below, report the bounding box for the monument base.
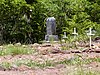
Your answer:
[45,35,58,42]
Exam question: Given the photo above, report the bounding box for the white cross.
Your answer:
[87,28,95,49]
[72,28,78,39]
[63,32,67,39]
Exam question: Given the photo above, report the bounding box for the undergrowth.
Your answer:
[0,44,35,56]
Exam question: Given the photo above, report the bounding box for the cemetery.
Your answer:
[0,0,100,75]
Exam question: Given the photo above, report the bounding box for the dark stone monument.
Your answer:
[45,17,58,41]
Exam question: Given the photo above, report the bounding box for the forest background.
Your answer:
[0,0,100,44]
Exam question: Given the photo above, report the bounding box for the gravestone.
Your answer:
[45,17,58,41]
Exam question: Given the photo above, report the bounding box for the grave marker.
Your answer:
[63,32,67,40]
[45,17,58,42]
[87,28,95,49]
[62,32,67,42]
[72,28,78,39]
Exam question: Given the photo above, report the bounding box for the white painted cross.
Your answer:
[87,28,95,49]
[72,28,78,39]
[63,32,67,39]
[62,32,67,42]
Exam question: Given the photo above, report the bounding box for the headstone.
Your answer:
[45,17,58,42]
[72,28,78,39]
[87,28,95,49]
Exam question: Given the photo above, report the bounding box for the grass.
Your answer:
[73,69,100,75]
[65,66,100,75]
[60,34,93,50]
[12,55,100,69]
[0,55,99,75]
[0,59,55,70]
[0,62,12,70]
[58,54,100,66]
[0,44,35,56]
[13,59,55,68]
[0,44,100,74]
[60,37,79,50]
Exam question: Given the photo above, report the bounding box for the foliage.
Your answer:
[0,0,100,43]
[75,69,100,75]
[14,59,54,68]
[0,44,34,56]
[0,62,12,70]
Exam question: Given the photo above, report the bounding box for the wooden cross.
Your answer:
[87,28,95,49]
[63,32,67,39]
[72,28,78,39]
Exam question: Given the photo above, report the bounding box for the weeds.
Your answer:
[13,59,55,68]
[60,36,79,50]
[74,69,100,75]
[0,44,99,75]
[0,44,35,56]
[58,54,100,66]
[0,62,12,70]
[0,55,99,74]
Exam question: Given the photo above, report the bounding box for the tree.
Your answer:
[25,0,37,4]
[0,0,100,44]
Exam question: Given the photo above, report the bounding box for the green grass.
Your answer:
[0,56,99,75]
[13,55,100,69]
[0,62,12,70]
[58,54,100,66]
[73,69,100,75]
[0,56,100,74]
[0,44,100,74]
[0,59,54,70]
[0,44,35,56]
[13,59,55,68]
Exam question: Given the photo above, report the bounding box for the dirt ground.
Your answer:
[0,40,100,75]
[0,53,100,75]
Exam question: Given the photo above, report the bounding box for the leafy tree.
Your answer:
[0,0,100,44]
[25,0,37,4]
